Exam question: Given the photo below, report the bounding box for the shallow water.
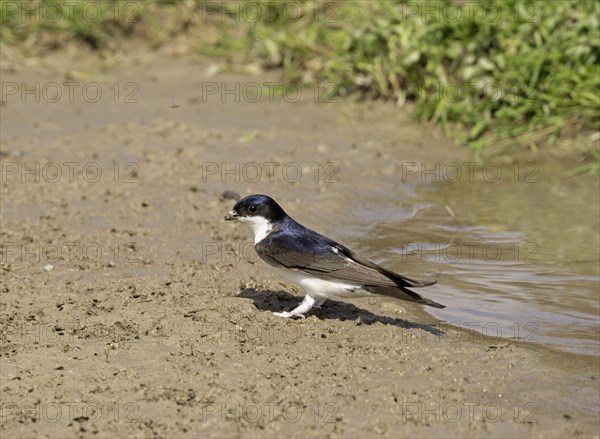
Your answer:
[352,160,600,356]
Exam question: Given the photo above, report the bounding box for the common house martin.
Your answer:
[225,194,444,318]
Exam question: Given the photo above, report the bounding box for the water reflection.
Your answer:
[357,161,600,356]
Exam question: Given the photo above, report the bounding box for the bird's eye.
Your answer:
[248,205,257,213]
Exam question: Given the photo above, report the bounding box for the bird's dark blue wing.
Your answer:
[255,225,409,288]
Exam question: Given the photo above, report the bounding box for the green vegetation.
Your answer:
[1,0,599,162]
[211,0,599,159]
[0,0,145,49]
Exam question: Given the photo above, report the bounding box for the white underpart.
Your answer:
[273,267,375,318]
[238,215,273,243]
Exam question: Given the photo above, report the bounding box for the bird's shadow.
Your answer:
[238,288,444,337]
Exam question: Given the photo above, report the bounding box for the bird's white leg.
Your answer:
[273,294,316,319]
[313,295,327,309]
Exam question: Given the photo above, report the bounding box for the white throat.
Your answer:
[239,215,273,243]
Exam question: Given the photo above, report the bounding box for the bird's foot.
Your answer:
[272,294,315,319]
[273,311,306,319]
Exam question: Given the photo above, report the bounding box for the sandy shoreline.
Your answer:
[1,49,598,438]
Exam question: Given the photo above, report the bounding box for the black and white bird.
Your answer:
[225,194,444,318]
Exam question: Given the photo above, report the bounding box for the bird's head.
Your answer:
[225,194,287,242]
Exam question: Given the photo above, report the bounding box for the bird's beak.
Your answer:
[224,210,239,221]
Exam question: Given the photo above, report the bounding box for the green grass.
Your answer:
[0,0,195,50]
[0,0,146,49]
[2,0,599,163]
[208,0,599,159]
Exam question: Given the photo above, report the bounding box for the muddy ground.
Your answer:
[0,45,598,438]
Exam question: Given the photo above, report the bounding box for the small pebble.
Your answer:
[44,264,54,272]
[221,190,240,201]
